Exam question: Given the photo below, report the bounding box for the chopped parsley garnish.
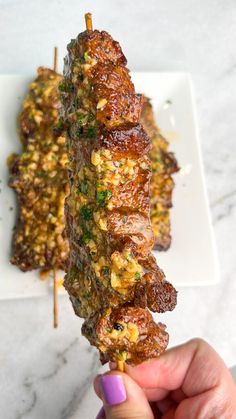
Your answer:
[87,126,97,139]
[96,190,112,208]
[122,215,128,223]
[126,252,133,262]
[82,290,90,299]
[36,170,46,177]
[55,118,64,129]
[83,231,92,243]
[79,180,88,195]
[77,112,87,126]
[83,51,89,61]
[88,112,95,122]
[119,350,127,361]
[135,272,141,281]
[70,266,78,280]
[58,82,66,92]
[58,81,74,93]
[79,230,92,245]
[80,205,93,220]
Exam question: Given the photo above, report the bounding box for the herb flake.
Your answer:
[80,205,93,221]
[96,190,112,208]
[79,180,88,195]
[135,272,141,281]
[79,230,92,245]
[83,51,89,61]
[87,126,97,139]
[70,266,78,280]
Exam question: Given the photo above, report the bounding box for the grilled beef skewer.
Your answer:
[8,67,69,272]
[141,97,179,250]
[61,15,177,365]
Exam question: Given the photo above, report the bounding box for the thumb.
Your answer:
[94,371,154,419]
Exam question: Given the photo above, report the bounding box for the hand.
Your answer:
[94,338,236,419]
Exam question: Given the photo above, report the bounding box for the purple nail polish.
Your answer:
[95,407,105,419]
[101,375,126,406]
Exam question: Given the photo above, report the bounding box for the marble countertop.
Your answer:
[0,0,236,418]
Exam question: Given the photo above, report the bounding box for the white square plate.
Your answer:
[0,73,219,299]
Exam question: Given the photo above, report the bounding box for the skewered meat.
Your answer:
[8,67,176,275]
[141,97,179,250]
[61,24,177,365]
[8,67,69,271]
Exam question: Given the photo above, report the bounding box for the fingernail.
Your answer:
[95,406,105,419]
[100,375,126,406]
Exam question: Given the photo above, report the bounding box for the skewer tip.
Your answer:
[53,47,58,73]
[53,268,59,328]
[85,12,93,31]
[117,360,125,372]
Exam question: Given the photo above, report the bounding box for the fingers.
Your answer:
[125,338,234,397]
[94,370,154,419]
[95,339,236,418]
[111,363,169,401]
[144,388,168,401]
[168,386,236,419]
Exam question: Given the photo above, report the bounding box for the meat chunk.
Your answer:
[61,27,177,364]
[82,306,169,365]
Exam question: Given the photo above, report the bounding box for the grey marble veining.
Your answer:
[0,296,104,419]
[0,0,236,418]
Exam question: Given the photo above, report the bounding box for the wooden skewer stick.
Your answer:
[53,46,59,329]
[117,360,124,372]
[53,268,58,328]
[53,47,58,73]
[85,13,93,31]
